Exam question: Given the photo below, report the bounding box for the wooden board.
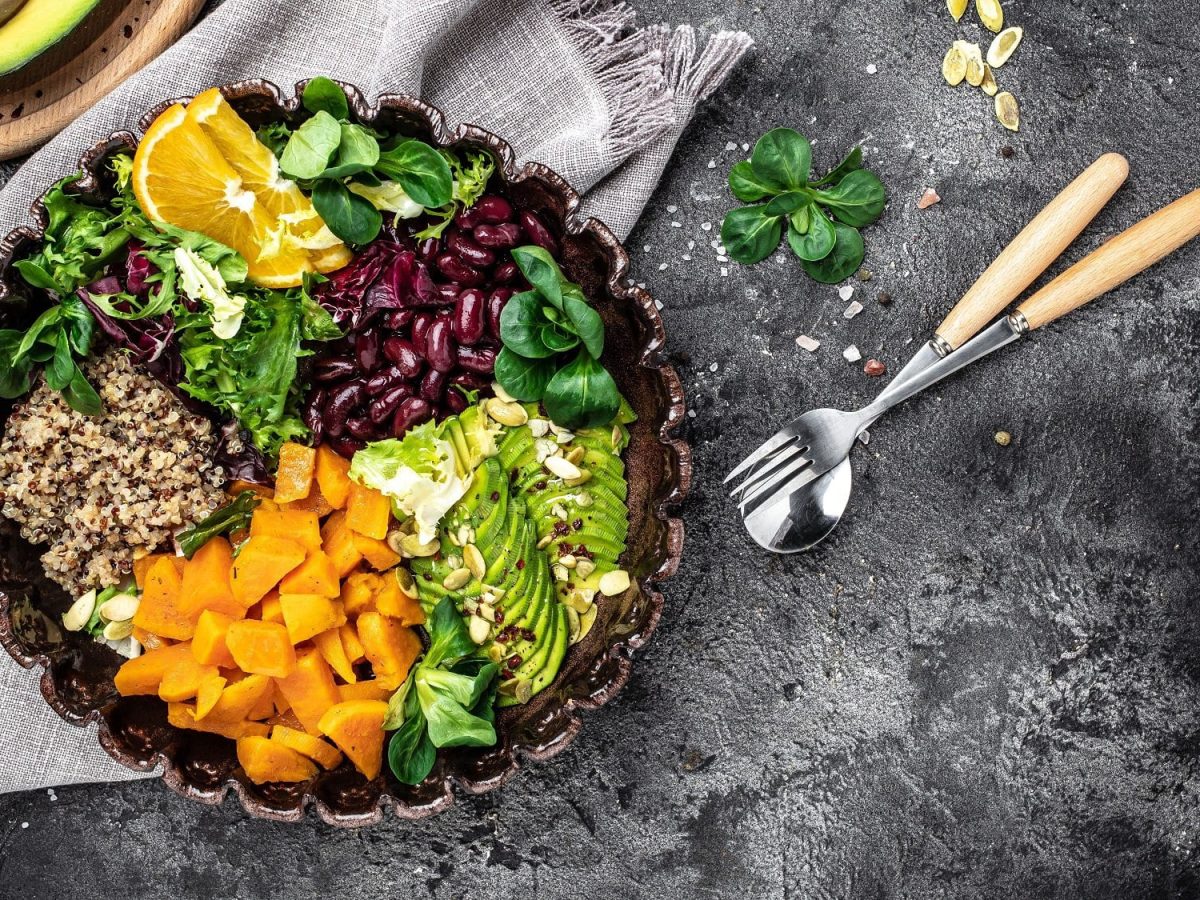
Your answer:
[0,0,206,161]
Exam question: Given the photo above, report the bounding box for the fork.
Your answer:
[726,153,1131,506]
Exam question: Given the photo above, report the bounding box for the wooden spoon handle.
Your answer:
[935,153,1129,350]
[1017,188,1200,330]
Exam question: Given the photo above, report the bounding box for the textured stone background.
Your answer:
[1,1,1199,898]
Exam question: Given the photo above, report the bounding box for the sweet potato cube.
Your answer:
[374,576,426,627]
[313,628,357,683]
[192,609,238,668]
[179,536,242,618]
[131,626,169,652]
[321,511,364,578]
[237,735,318,784]
[225,619,297,678]
[114,643,194,696]
[274,649,342,735]
[337,681,391,703]
[340,623,365,663]
[340,571,382,617]
[230,535,306,607]
[229,480,274,500]
[278,486,334,517]
[158,650,219,703]
[280,594,347,644]
[134,553,174,590]
[194,674,228,721]
[279,551,340,598]
[357,612,422,690]
[205,673,274,724]
[318,700,388,780]
[268,709,305,732]
[250,506,322,554]
[168,703,269,740]
[270,725,344,770]
[248,682,279,721]
[346,482,391,540]
[132,557,194,641]
[257,591,284,624]
[315,445,353,509]
[274,442,317,504]
[352,532,402,572]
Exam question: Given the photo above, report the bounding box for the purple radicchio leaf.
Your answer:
[77,286,183,385]
[214,420,271,485]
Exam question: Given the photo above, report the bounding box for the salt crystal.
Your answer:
[21,822,28,829]
[725,141,738,151]
[720,267,729,277]
[843,300,863,319]
[687,240,695,249]
[671,221,682,228]
[866,63,878,74]
[687,409,697,418]
[795,334,820,352]
[654,299,663,309]
[701,222,713,232]
[843,344,862,363]
[707,159,717,168]
[710,240,721,249]
[658,263,668,271]
[839,285,855,301]
[710,362,718,372]
[643,244,651,252]
[917,188,941,209]
[858,430,871,445]
[667,205,678,213]
[681,254,692,260]
[741,143,750,151]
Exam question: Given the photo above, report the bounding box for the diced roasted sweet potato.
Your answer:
[373,575,426,627]
[230,535,306,607]
[351,532,402,572]
[312,628,357,683]
[270,725,344,770]
[131,557,194,641]
[340,622,365,663]
[315,445,353,509]
[278,486,333,517]
[274,442,317,504]
[205,673,274,724]
[168,702,269,740]
[237,735,318,784]
[280,594,347,645]
[225,619,297,678]
[179,536,242,619]
[278,550,340,598]
[249,681,279,721]
[356,612,422,690]
[345,482,391,540]
[194,673,228,721]
[249,507,322,554]
[114,643,194,696]
[274,648,342,735]
[229,480,274,500]
[321,511,364,578]
[318,700,388,780]
[340,571,382,617]
[158,650,219,703]
[257,591,284,624]
[192,609,238,668]
[337,681,391,703]
[131,626,169,652]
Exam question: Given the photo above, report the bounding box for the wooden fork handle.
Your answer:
[1017,188,1200,330]
[935,153,1129,350]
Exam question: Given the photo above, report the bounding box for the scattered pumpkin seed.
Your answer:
[62,589,97,632]
[545,455,583,480]
[564,470,593,488]
[485,397,528,427]
[947,0,968,21]
[498,678,533,704]
[98,592,139,623]
[976,0,1003,32]
[980,64,999,96]
[566,606,582,643]
[491,381,516,403]
[468,615,491,645]
[487,643,504,663]
[103,619,134,641]
[534,438,558,463]
[463,543,487,580]
[565,446,586,465]
[478,603,497,622]
[528,418,550,437]
[559,553,578,569]
[400,533,440,557]
[395,567,418,599]
[536,533,555,550]
[995,91,1020,131]
[987,26,1022,67]
[575,558,597,579]
[942,46,968,85]
[553,563,569,582]
[965,56,985,86]
[578,604,598,640]
[599,569,631,596]
[442,567,472,590]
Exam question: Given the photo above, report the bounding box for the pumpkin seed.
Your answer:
[947,0,968,20]
[995,91,1020,131]
[575,491,594,509]
[464,543,487,580]
[99,592,139,623]
[478,603,497,622]
[468,615,491,645]
[975,0,1003,32]
[442,567,472,590]
[545,455,582,480]
[103,619,134,641]
[611,426,623,452]
[536,533,555,550]
[486,397,528,426]
[559,553,578,569]
[965,56,985,86]
[445,554,462,572]
[395,567,418,599]
[566,606,582,644]
[529,418,550,437]
[565,446,586,465]
[987,27,1022,67]
[487,643,504,663]
[564,470,592,488]
[491,382,516,403]
[599,570,631,596]
[942,46,968,85]
[563,591,593,613]
[401,534,440,557]
[575,558,596,579]
[980,64,999,96]
[62,589,97,632]
[498,678,533,704]
[554,430,574,445]
[578,604,598,640]
[553,564,569,582]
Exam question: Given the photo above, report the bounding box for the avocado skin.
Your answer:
[0,0,102,76]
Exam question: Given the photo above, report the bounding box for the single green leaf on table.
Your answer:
[510,245,564,310]
[301,76,349,120]
[319,124,381,179]
[311,180,383,245]
[749,128,812,192]
[812,169,886,227]
[802,222,865,284]
[280,110,343,180]
[543,349,621,429]
[720,205,784,265]
[763,190,809,217]
[787,207,836,261]
[494,347,557,401]
[811,145,864,186]
[728,160,778,202]
[498,292,559,359]
[374,140,454,208]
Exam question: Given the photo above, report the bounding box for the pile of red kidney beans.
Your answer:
[304,195,560,457]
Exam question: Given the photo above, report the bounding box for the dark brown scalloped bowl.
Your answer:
[0,80,690,824]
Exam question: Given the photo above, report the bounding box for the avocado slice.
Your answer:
[0,0,102,76]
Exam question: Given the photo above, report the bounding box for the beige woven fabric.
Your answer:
[0,0,750,792]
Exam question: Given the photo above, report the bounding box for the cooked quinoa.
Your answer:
[0,350,226,593]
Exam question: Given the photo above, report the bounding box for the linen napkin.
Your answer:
[0,0,750,793]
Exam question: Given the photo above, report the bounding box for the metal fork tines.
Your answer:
[734,447,815,513]
[728,439,809,503]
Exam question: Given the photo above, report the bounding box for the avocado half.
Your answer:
[0,0,103,77]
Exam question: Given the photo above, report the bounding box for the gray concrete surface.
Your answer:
[2,1,1199,897]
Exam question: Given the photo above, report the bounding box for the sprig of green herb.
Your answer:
[721,128,885,283]
[494,247,620,429]
[176,490,260,558]
[385,596,500,785]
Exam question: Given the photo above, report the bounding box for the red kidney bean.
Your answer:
[324,380,362,437]
[435,253,484,287]
[453,289,486,345]
[486,288,512,339]
[346,416,375,440]
[424,317,457,373]
[492,260,518,283]
[473,222,522,250]
[355,330,381,372]
[303,388,326,442]
[369,382,412,424]
[445,390,468,414]
[382,336,423,378]
[476,195,514,224]
[327,434,366,458]
[448,230,495,268]
[313,357,357,383]
[419,367,448,403]
[385,309,414,330]
[434,281,461,305]
[392,396,432,436]
[416,237,439,261]
[365,368,404,396]
[457,344,498,374]
[519,210,559,257]
[455,206,482,230]
[411,313,434,358]
[451,371,490,392]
